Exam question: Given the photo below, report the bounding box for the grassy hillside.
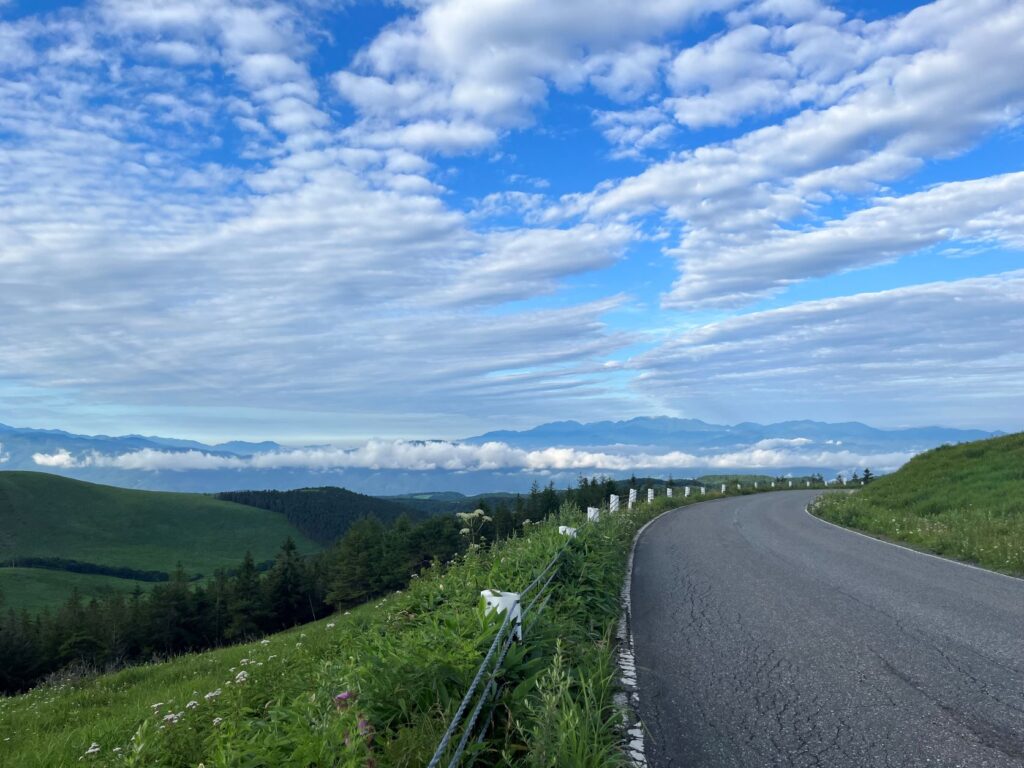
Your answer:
[0,503,639,768]
[812,433,1024,576]
[0,472,319,610]
[0,569,154,614]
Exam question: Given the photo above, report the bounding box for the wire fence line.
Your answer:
[426,535,574,768]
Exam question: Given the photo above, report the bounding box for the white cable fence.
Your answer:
[426,535,573,768]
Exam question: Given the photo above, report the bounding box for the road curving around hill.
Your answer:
[630,490,1024,768]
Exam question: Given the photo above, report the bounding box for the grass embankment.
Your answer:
[0,472,319,610]
[0,482,797,767]
[812,433,1024,576]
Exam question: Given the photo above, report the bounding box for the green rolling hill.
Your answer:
[812,432,1024,576]
[0,471,320,612]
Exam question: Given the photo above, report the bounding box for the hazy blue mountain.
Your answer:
[467,417,998,453]
[0,418,1002,496]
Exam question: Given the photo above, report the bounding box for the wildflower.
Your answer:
[260,639,270,646]
[163,713,179,724]
[84,742,100,756]
[334,691,356,709]
[459,527,471,535]
[204,689,221,701]
[235,670,249,684]
[213,717,223,726]
[186,700,199,710]
[150,702,164,709]
[326,622,336,629]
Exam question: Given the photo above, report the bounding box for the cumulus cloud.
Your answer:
[31,439,911,473]
[558,0,1024,308]
[666,171,1024,307]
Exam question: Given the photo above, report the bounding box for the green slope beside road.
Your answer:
[812,432,1024,576]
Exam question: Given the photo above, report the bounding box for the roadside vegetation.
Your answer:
[811,433,1024,576]
[1,476,818,766]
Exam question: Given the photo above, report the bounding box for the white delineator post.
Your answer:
[684,486,690,498]
[721,484,726,494]
[647,488,654,503]
[558,525,577,538]
[754,481,758,489]
[587,506,600,522]
[609,494,620,512]
[667,487,673,498]
[806,480,811,488]
[701,486,706,495]
[788,480,793,488]
[771,481,776,488]
[628,487,637,509]
[481,590,522,641]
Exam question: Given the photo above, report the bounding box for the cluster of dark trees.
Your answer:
[1,557,175,582]
[215,487,424,545]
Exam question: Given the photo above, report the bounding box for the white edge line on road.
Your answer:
[804,502,1023,584]
[617,503,688,768]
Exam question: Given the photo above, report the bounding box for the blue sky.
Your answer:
[1,0,1022,445]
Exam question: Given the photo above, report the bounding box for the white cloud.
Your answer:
[558,0,1024,307]
[31,439,911,473]
[667,171,1024,307]
[631,271,1024,427]
[333,0,738,152]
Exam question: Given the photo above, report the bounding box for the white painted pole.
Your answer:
[647,487,654,503]
[609,494,619,512]
[684,486,691,498]
[667,487,673,498]
[805,480,811,488]
[558,525,577,538]
[587,506,600,522]
[788,480,793,488]
[754,481,758,489]
[721,484,726,493]
[628,487,637,509]
[701,486,706,495]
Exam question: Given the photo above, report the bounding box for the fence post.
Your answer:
[609,494,620,512]
[481,590,522,641]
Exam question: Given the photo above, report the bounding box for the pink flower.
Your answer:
[334,690,356,709]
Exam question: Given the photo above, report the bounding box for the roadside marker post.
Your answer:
[481,590,522,642]
[587,506,600,522]
[701,487,706,495]
[667,487,673,498]
[721,484,726,494]
[647,488,654,503]
[609,494,620,512]
[628,488,637,509]
[684,486,690,498]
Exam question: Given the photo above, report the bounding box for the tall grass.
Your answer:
[811,433,1024,576]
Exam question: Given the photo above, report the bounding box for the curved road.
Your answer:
[630,491,1024,767]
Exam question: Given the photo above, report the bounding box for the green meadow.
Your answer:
[812,432,1024,576]
[0,472,319,610]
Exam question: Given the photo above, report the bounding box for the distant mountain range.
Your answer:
[0,418,1002,495]
[467,417,997,453]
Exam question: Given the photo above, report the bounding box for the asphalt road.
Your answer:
[630,491,1024,767]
